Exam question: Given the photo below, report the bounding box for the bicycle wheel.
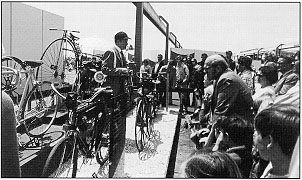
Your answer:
[20,81,58,137]
[147,100,154,136]
[38,38,78,84]
[1,56,26,104]
[135,98,148,152]
[96,122,110,166]
[41,136,77,177]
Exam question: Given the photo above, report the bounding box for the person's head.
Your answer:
[157,54,163,62]
[293,60,300,77]
[167,59,175,67]
[204,54,229,81]
[187,54,192,61]
[175,55,183,65]
[277,55,294,74]
[253,104,300,161]
[215,114,254,151]
[114,31,131,50]
[181,151,242,178]
[294,50,300,61]
[256,62,278,87]
[201,53,208,61]
[191,58,197,66]
[142,59,149,65]
[237,56,253,72]
[226,51,233,59]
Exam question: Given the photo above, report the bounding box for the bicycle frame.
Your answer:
[2,65,40,122]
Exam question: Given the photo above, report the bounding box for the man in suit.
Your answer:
[274,56,298,96]
[225,50,236,71]
[158,59,177,108]
[152,54,165,78]
[203,54,253,123]
[101,31,131,114]
[152,54,166,107]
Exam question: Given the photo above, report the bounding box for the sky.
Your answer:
[25,2,300,55]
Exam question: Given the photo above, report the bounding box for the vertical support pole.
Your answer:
[166,72,169,112]
[165,24,169,64]
[134,2,143,85]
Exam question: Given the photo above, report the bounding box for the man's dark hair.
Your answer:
[201,53,208,58]
[226,51,233,56]
[254,104,299,156]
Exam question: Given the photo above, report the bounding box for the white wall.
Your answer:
[2,2,64,94]
[2,2,64,60]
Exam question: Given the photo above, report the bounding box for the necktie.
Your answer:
[120,51,126,67]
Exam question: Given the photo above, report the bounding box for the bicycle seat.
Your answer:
[24,60,43,68]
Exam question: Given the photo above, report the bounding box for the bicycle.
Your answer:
[42,78,113,177]
[1,56,59,144]
[134,72,160,152]
[38,28,81,84]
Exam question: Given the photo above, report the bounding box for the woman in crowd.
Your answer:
[253,103,299,178]
[252,62,278,114]
[181,151,242,178]
[237,56,256,94]
[139,59,152,78]
[212,115,254,178]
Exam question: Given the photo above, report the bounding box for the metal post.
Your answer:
[170,32,177,48]
[134,2,143,85]
[166,72,169,112]
[257,48,263,62]
[159,16,169,64]
[159,16,169,111]
[276,44,284,57]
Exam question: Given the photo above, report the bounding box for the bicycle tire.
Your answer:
[1,56,26,104]
[38,38,78,84]
[147,101,154,136]
[135,98,148,152]
[41,136,76,177]
[96,122,110,166]
[20,81,58,137]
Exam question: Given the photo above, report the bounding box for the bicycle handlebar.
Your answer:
[51,83,113,105]
[49,28,80,33]
[2,66,20,86]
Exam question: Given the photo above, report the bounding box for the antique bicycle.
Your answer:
[37,28,81,84]
[2,56,59,144]
[41,74,113,177]
[134,72,160,152]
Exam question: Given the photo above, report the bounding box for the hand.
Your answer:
[116,68,129,74]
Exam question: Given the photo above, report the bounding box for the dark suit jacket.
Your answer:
[211,69,253,121]
[274,70,298,95]
[101,46,127,95]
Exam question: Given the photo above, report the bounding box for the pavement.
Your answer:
[19,92,197,178]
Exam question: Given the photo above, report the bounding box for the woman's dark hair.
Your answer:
[254,104,300,156]
[238,56,253,71]
[259,62,278,84]
[182,151,242,178]
[217,114,254,150]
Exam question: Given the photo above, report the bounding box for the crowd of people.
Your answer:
[137,49,300,178]
[179,51,300,178]
[138,46,300,178]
